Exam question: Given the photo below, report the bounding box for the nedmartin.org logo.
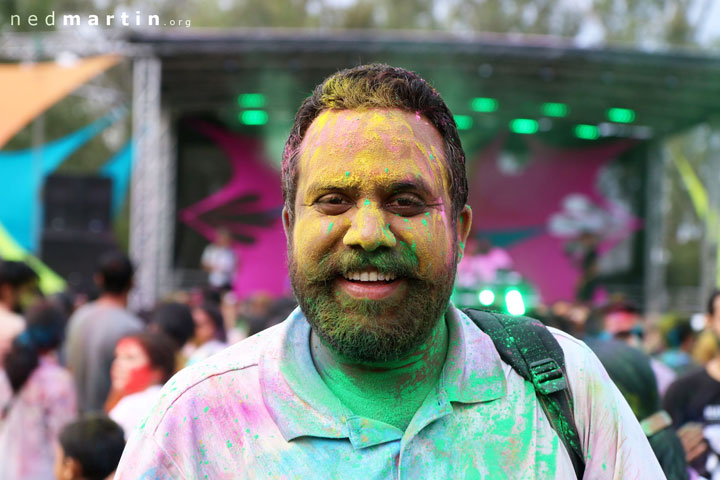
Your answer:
[10,10,191,28]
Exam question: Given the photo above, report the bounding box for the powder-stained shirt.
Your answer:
[114,305,665,479]
[0,354,77,480]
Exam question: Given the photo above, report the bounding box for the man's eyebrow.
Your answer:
[305,181,359,196]
[387,180,434,195]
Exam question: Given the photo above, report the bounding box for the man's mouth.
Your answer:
[342,269,397,282]
[336,268,405,300]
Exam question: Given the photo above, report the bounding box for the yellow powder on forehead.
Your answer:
[299,109,450,196]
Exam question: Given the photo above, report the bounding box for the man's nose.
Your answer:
[343,202,397,251]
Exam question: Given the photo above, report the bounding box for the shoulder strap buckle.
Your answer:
[529,358,567,395]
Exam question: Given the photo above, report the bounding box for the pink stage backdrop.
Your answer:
[468,136,637,304]
[179,122,290,299]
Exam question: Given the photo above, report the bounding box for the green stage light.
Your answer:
[607,107,635,123]
[240,110,268,125]
[454,115,473,130]
[574,124,599,140]
[478,289,495,306]
[471,97,498,112]
[505,289,526,316]
[542,102,568,117]
[238,93,265,108]
[510,119,538,134]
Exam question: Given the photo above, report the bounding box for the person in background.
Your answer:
[201,227,237,292]
[604,301,677,397]
[147,302,195,371]
[105,332,176,438]
[658,317,698,375]
[54,415,125,480]
[0,302,76,479]
[184,302,228,366]
[588,338,688,480]
[0,261,38,366]
[664,289,720,479]
[65,252,143,413]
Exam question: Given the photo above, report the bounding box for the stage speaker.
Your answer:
[43,174,112,234]
[40,174,116,294]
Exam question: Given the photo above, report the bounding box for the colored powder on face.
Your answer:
[345,171,350,177]
[404,218,409,222]
[327,222,334,234]
[226,440,232,448]
[385,168,389,173]
[364,198,371,206]
[204,406,210,413]
[422,219,428,226]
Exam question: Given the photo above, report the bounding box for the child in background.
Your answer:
[54,415,125,480]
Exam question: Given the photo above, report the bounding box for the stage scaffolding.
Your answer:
[129,55,176,311]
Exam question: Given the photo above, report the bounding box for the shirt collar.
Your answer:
[259,304,507,444]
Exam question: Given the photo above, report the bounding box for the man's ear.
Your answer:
[282,207,292,239]
[456,205,473,263]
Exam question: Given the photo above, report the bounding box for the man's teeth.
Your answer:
[343,271,396,282]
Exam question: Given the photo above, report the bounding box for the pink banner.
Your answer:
[468,136,637,303]
[179,122,290,299]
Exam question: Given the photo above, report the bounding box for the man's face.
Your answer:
[285,108,471,363]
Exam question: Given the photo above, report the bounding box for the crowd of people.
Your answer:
[0,253,293,479]
[3,250,719,478]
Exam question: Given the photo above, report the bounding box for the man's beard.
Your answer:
[288,240,458,363]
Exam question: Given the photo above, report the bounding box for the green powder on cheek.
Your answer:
[327,222,334,234]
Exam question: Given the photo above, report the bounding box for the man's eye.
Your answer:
[315,195,353,215]
[387,195,426,216]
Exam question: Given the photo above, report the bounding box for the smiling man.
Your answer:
[115,65,663,479]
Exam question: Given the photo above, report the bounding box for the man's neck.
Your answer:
[95,293,128,309]
[310,316,449,431]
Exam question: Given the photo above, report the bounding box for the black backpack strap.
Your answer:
[463,308,586,478]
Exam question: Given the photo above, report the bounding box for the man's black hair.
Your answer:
[150,302,195,348]
[96,251,134,294]
[59,415,126,480]
[0,260,38,288]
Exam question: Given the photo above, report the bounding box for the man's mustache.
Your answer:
[308,248,419,283]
